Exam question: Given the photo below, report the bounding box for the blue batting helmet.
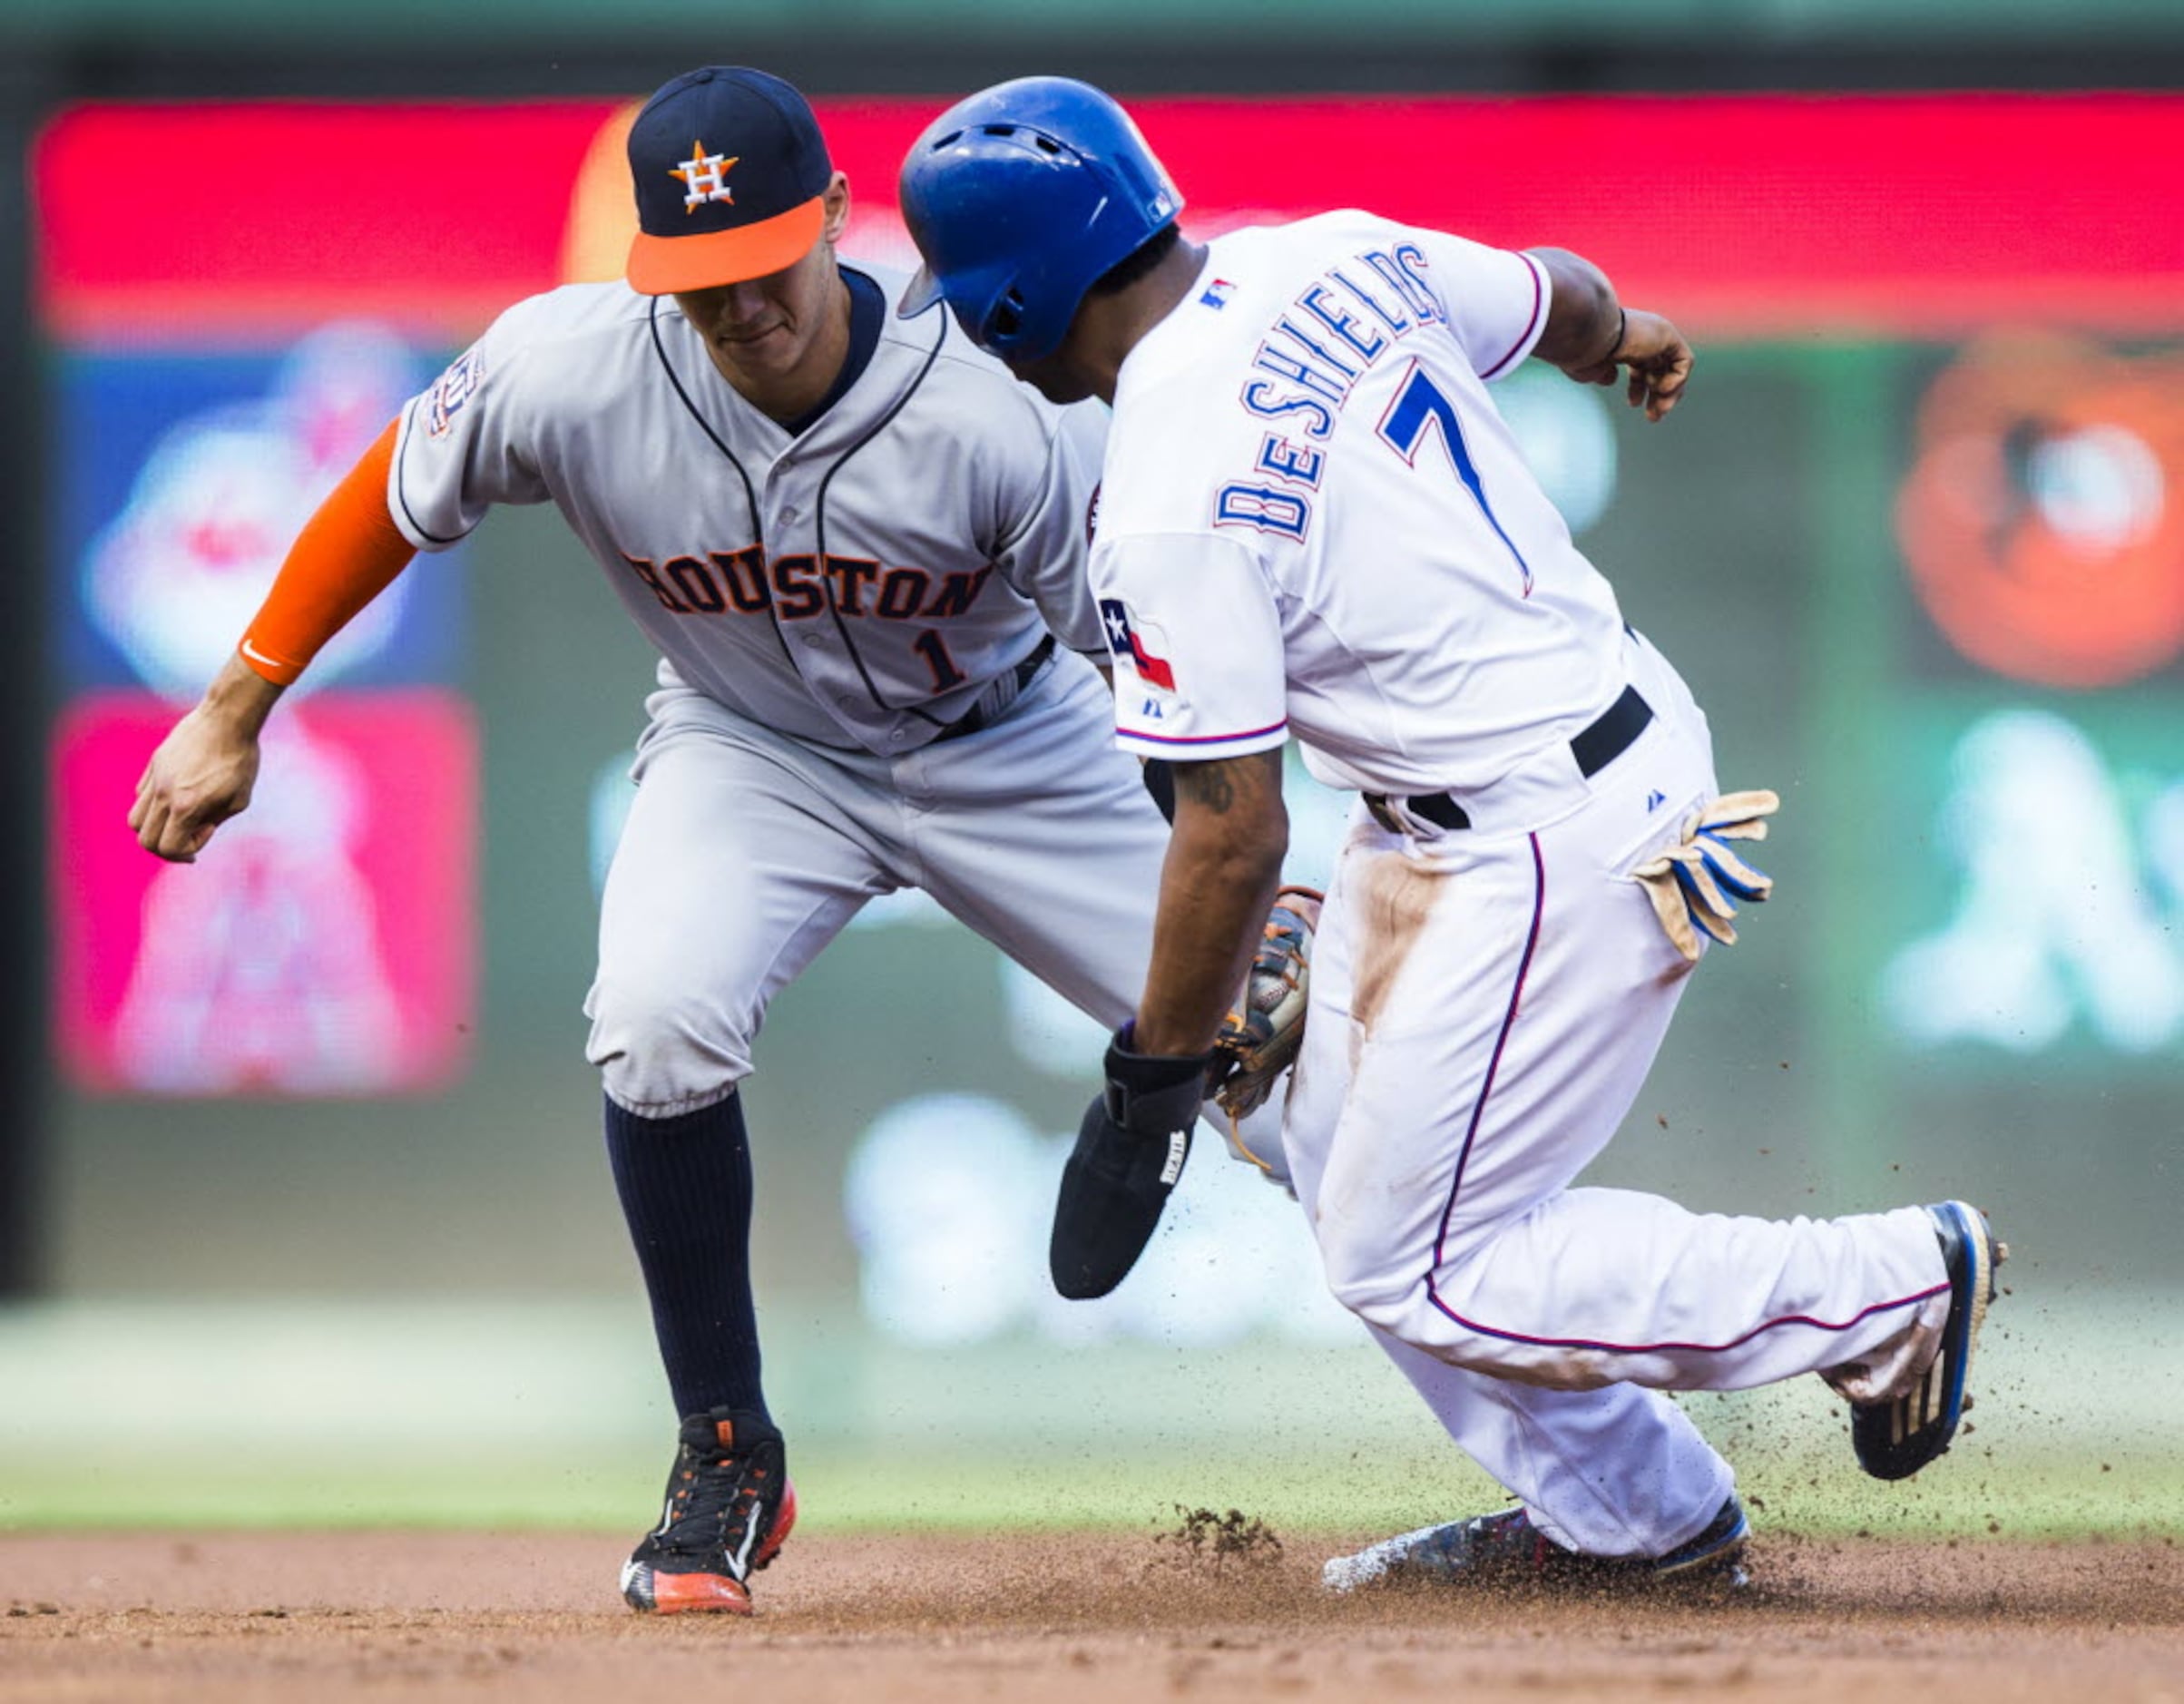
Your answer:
[897,77,1181,362]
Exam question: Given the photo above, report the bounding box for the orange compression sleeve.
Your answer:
[236,420,416,686]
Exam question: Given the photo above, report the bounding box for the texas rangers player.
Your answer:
[126,66,1278,1615]
[899,77,2006,1589]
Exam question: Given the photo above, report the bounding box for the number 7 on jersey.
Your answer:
[1376,359,1534,598]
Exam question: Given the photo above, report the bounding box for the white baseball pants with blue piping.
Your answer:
[1283,639,1949,1559]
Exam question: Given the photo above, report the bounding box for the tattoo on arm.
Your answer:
[1174,763,1237,815]
[1171,749,1284,819]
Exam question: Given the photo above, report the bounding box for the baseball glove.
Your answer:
[1210,886,1323,1120]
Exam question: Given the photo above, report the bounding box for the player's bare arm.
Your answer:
[1527,245,1693,423]
[1043,744,1287,1301]
[129,653,283,863]
[1131,749,1288,1057]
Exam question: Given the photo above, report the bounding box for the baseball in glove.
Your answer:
[1210,886,1323,1121]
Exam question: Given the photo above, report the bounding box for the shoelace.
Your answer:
[657,1442,770,1557]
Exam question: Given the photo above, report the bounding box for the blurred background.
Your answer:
[3,3,2182,1543]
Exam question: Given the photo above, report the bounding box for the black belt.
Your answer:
[931,634,1056,743]
[1366,684,1654,834]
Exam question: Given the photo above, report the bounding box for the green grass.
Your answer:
[7,1293,2178,1543]
[5,1437,2176,1542]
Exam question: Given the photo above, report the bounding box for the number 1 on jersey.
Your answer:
[912,628,967,691]
[1376,359,1533,597]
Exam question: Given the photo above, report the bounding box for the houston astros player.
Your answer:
[126,66,1280,1614]
[900,77,2006,1590]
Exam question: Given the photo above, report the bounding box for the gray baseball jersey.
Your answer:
[376,259,1295,1159]
[389,264,1106,754]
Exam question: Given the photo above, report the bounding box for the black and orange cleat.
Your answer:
[620,1408,796,1614]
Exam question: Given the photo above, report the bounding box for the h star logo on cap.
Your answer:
[670,141,740,211]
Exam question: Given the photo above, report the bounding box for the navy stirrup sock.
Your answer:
[603,1092,769,1424]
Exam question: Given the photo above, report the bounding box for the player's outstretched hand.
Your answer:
[128,655,283,863]
[1565,309,1693,423]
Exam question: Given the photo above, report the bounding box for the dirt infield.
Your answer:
[4,1529,2179,1702]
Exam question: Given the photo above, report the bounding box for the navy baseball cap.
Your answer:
[626,67,834,295]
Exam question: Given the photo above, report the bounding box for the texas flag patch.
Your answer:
[1099,597,1177,691]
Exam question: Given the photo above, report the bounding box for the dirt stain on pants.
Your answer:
[1345,845,1445,1058]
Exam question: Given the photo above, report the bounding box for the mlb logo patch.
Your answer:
[1098,596,1177,691]
[1200,278,1237,310]
[425,348,487,439]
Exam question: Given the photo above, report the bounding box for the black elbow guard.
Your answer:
[1141,758,1176,826]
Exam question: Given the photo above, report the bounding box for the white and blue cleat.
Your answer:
[1323,1493,1750,1595]
[1851,1200,2006,1482]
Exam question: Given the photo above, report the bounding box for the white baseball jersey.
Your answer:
[390,264,1106,754]
[1084,211,1959,1564]
[1090,211,1629,797]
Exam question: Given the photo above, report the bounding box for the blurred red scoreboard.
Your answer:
[35,93,2184,341]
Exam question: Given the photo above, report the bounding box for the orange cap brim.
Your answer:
[626,195,827,295]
